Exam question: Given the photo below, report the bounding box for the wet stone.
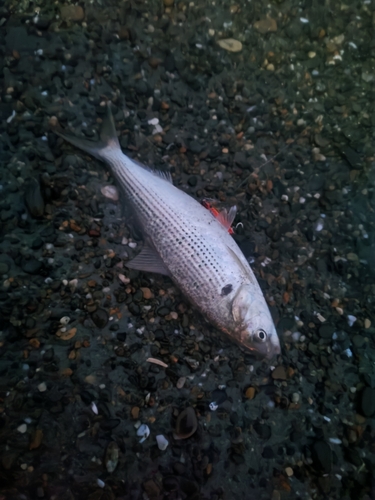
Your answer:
[319,324,335,339]
[100,418,121,431]
[128,302,140,315]
[105,441,119,473]
[253,422,271,440]
[262,446,275,459]
[231,453,245,465]
[157,306,170,317]
[211,389,227,405]
[188,175,198,187]
[0,263,9,275]
[60,5,84,21]
[174,407,198,439]
[312,441,332,473]
[24,178,44,218]
[31,237,44,250]
[163,476,179,492]
[116,332,126,342]
[361,387,375,417]
[272,366,287,380]
[21,258,42,274]
[352,335,365,348]
[143,479,160,498]
[91,309,109,328]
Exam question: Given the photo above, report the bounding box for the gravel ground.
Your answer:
[1,0,375,499]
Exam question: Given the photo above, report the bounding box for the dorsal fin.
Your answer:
[216,206,237,232]
[153,169,173,183]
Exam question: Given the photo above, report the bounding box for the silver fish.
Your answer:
[56,104,281,359]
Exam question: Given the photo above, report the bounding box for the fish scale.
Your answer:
[56,103,281,359]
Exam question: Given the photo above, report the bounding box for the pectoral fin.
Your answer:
[216,206,236,233]
[126,245,171,276]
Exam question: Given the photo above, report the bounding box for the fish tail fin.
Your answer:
[54,102,121,160]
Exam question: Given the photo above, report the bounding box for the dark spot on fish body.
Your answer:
[221,284,233,296]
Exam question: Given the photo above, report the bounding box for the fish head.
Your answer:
[231,284,281,359]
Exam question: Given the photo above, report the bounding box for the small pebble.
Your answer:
[137,424,150,443]
[285,467,294,477]
[101,184,119,200]
[174,407,197,439]
[217,38,242,52]
[176,377,186,389]
[245,386,256,399]
[37,382,47,392]
[17,424,27,433]
[156,434,169,451]
[291,393,300,404]
[347,315,357,327]
[60,316,70,325]
[105,442,119,473]
[361,387,375,417]
[271,366,287,380]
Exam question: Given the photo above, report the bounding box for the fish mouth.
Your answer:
[228,330,280,360]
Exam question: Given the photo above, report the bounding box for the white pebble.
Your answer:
[97,479,105,488]
[137,424,150,443]
[17,424,27,433]
[291,392,300,404]
[38,382,47,392]
[90,402,98,415]
[7,110,16,123]
[60,316,70,325]
[209,402,218,411]
[329,437,342,445]
[128,242,137,249]
[347,315,356,327]
[101,185,119,201]
[118,274,130,285]
[156,434,169,451]
[148,117,159,126]
[69,279,78,291]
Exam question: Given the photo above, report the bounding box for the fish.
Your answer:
[55,103,281,359]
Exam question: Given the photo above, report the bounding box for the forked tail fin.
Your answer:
[54,102,121,160]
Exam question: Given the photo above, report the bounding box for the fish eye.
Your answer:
[255,329,267,342]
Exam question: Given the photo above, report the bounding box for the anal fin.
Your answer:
[125,245,171,276]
